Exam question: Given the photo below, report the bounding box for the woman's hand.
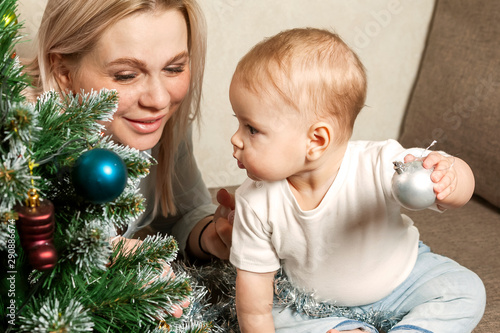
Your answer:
[148,259,190,318]
[188,188,235,260]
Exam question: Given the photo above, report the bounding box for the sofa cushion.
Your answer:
[399,0,500,207]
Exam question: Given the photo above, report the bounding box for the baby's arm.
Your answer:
[405,152,475,209]
[235,268,276,333]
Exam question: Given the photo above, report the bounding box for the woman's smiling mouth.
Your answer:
[125,116,164,133]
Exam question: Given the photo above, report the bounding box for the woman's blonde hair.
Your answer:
[232,28,366,143]
[29,0,207,215]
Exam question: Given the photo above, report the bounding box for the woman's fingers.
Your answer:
[170,299,191,318]
[110,238,191,318]
[216,188,235,210]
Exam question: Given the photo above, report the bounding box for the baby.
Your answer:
[229,28,485,333]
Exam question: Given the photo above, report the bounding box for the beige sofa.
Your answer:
[396,0,500,330]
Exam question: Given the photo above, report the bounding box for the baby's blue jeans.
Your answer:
[273,243,486,333]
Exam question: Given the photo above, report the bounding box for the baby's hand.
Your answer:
[404,152,456,201]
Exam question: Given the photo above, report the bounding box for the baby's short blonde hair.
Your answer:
[232,28,367,143]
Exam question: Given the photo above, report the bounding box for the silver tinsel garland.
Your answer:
[180,261,406,333]
[273,269,404,333]
[173,260,239,332]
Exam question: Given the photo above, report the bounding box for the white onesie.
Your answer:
[230,140,428,306]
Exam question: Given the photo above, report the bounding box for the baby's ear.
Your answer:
[306,122,333,161]
[50,53,73,92]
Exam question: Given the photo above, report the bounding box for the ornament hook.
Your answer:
[393,161,405,174]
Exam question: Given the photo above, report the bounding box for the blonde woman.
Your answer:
[28,0,234,263]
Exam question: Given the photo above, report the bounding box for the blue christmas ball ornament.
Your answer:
[72,148,128,204]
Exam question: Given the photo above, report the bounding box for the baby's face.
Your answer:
[229,80,308,182]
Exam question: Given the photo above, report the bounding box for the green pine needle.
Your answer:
[62,220,113,274]
[2,102,37,146]
[19,295,94,333]
[33,90,117,166]
[111,234,180,269]
[0,151,34,213]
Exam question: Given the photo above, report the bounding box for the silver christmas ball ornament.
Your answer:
[391,160,436,211]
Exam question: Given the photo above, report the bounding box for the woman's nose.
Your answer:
[139,76,170,111]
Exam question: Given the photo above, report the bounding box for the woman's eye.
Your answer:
[114,73,137,81]
[165,65,186,74]
[247,125,258,135]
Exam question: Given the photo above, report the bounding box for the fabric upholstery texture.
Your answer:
[399,0,500,208]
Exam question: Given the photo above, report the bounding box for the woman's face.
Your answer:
[67,9,190,150]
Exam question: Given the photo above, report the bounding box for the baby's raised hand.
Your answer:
[404,152,456,202]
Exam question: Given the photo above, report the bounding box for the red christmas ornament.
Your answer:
[15,189,57,271]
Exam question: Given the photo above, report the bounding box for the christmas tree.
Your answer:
[0,0,215,331]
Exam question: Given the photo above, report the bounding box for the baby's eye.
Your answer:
[247,125,258,135]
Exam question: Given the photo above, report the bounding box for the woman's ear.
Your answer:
[306,122,333,161]
[50,53,73,92]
